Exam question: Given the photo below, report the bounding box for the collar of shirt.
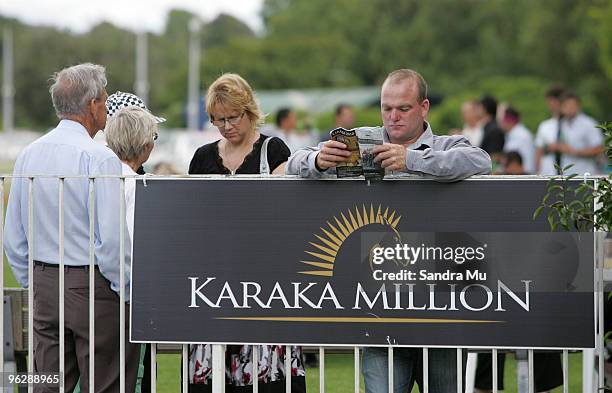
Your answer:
[57,119,92,138]
[383,121,433,150]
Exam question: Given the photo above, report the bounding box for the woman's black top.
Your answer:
[188,134,290,175]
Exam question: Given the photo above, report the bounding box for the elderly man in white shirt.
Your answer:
[500,107,536,174]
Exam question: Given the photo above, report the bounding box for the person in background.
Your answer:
[188,73,305,393]
[545,90,604,175]
[500,107,535,174]
[335,103,355,130]
[534,85,565,175]
[273,107,314,153]
[503,151,526,175]
[478,95,505,156]
[152,161,180,175]
[461,99,484,147]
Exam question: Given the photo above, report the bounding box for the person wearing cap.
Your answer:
[105,91,166,393]
[4,63,139,392]
[106,91,166,175]
[105,106,159,248]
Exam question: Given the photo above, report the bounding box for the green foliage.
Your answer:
[1,0,611,130]
[534,121,612,232]
[313,107,381,136]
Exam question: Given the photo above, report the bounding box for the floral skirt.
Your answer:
[189,344,306,387]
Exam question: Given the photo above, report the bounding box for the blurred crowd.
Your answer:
[449,86,605,176]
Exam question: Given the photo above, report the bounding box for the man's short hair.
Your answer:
[105,107,157,162]
[545,85,565,100]
[276,107,292,127]
[335,103,352,117]
[504,107,520,122]
[505,151,523,166]
[49,63,107,119]
[480,95,498,117]
[384,69,428,102]
[560,90,580,102]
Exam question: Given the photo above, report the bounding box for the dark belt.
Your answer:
[34,260,94,269]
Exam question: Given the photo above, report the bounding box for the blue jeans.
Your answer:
[362,347,466,393]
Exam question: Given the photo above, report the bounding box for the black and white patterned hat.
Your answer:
[106,91,166,123]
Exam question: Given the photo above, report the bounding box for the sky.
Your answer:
[0,0,264,33]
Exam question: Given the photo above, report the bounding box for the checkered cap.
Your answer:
[106,91,166,123]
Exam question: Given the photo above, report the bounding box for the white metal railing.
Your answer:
[0,174,606,393]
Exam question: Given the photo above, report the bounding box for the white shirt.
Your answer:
[121,162,137,245]
[4,120,131,297]
[504,123,536,174]
[462,125,483,148]
[559,113,603,175]
[534,117,560,175]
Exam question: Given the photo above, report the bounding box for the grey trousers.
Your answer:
[32,263,139,393]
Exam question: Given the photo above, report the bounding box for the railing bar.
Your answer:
[354,346,360,393]
[182,344,188,393]
[423,347,429,393]
[562,349,568,393]
[0,177,4,374]
[597,221,605,391]
[27,177,34,393]
[151,344,157,393]
[319,346,325,393]
[528,349,534,393]
[492,348,498,393]
[252,345,259,393]
[119,178,126,393]
[388,346,393,393]
[59,178,65,393]
[212,344,224,393]
[456,348,462,393]
[285,345,291,393]
[88,178,95,392]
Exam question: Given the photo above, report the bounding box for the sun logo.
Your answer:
[300,204,401,277]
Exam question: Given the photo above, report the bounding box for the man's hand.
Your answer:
[372,143,407,171]
[315,140,352,170]
[547,143,574,155]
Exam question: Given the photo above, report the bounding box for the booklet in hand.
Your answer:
[355,127,385,181]
[330,127,362,177]
[329,127,385,180]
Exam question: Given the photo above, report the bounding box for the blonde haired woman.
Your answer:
[189,73,289,175]
[188,73,305,393]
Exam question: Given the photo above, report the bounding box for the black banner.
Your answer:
[130,179,595,349]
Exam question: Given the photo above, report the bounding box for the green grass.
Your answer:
[3,258,19,287]
[154,351,585,393]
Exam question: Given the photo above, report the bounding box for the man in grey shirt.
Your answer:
[286,69,491,393]
[286,69,491,183]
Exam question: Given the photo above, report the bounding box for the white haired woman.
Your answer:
[105,105,158,242]
[105,104,161,393]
